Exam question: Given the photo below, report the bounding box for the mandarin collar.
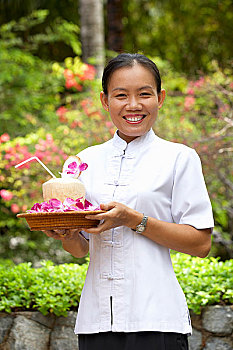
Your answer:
[112,129,157,154]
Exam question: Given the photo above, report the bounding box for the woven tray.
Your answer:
[17,210,104,231]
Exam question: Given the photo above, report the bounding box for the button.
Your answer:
[101,273,124,280]
[102,241,123,248]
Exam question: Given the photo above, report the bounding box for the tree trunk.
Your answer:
[106,0,124,53]
[79,0,105,78]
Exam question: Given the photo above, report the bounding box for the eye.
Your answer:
[116,93,127,98]
[140,92,152,96]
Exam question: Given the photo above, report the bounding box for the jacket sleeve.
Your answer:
[171,148,214,229]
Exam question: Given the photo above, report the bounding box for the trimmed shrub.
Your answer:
[0,254,232,317]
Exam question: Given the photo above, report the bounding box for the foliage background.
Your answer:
[1,0,232,75]
[123,0,233,75]
[0,3,232,265]
[0,254,232,316]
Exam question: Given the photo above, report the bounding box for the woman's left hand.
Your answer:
[84,201,212,258]
[85,201,142,234]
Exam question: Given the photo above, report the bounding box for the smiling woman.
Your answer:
[100,56,165,142]
[44,53,214,350]
[100,64,165,143]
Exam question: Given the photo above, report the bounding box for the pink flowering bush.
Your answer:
[0,11,116,264]
[0,133,67,214]
[0,54,114,264]
[0,39,232,262]
[0,134,10,143]
[63,62,95,91]
[0,190,13,201]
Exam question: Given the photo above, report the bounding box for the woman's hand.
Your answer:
[43,229,80,241]
[85,201,143,234]
[42,229,89,258]
[84,202,211,258]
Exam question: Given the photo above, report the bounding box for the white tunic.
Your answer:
[74,129,214,335]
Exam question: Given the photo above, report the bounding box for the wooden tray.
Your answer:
[17,210,104,231]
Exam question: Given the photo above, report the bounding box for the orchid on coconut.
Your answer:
[15,155,92,211]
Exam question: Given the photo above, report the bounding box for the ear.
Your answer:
[100,91,109,111]
[158,89,166,109]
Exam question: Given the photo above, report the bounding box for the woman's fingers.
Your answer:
[100,202,116,211]
[85,202,132,234]
[85,220,112,234]
[42,229,80,240]
[42,201,136,236]
[85,202,142,234]
[85,202,118,221]
[42,230,62,240]
[63,229,81,240]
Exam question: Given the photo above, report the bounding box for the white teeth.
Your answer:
[125,116,143,122]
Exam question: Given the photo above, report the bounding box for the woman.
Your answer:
[45,53,214,350]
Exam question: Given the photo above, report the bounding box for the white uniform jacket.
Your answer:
[74,129,214,335]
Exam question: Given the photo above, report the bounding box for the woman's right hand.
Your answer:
[42,229,89,258]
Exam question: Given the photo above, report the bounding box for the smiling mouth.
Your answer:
[123,115,146,124]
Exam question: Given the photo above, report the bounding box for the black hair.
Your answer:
[102,53,161,95]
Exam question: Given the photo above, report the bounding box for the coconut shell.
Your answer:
[42,178,85,203]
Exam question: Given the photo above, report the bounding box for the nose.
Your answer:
[126,95,142,110]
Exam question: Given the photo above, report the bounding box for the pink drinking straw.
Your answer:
[15,156,56,178]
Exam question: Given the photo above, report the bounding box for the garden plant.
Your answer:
[0,254,232,317]
[0,12,232,265]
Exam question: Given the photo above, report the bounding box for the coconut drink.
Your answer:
[42,178,85,203]
[15,155,88,204]
[42,156,87,203]
[15,155,102,231]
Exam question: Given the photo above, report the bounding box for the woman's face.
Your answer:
[100,63,165,143]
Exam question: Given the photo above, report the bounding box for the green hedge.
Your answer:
[0,254,232,317]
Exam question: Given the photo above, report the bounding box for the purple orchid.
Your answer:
[41,202,52,212]
[63,197,80,211]
[75,197,85,210]
[66,161,78,175]
[27,197,100,213]
[62,161,88,178]
[28,203,43,213]
[48,199,63,209]
[79,162,88,172]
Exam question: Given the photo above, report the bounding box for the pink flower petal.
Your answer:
[68,161,78,171]
[62,159,88,179]
[41,202,51,211]
[64,206,80,212]
[48,199,63,209]
[79,163,88,172]
[63,197,76,207]
[84,199,93,209]
[75,198,85,210]
[27,198,99,213]
[31,203,42,211]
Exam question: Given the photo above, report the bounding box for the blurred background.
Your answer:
[0,0,232,265]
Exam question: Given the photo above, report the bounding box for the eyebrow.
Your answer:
[138,85,154,90]
[112,87,127,92]
[112,85,154,92]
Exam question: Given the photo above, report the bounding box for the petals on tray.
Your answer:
[27,197,100,213]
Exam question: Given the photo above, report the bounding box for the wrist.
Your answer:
[62,232,89,257]
[131,214,148,234]
[129,211,144,230]
[61,231,82,246]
